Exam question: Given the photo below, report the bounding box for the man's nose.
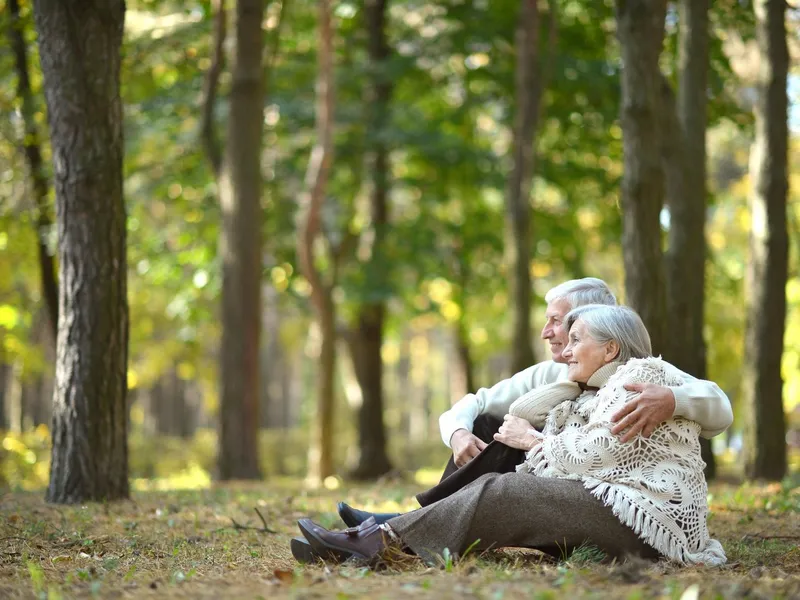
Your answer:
[542,326,553,339]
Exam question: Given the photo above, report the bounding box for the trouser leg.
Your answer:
[437,414,511,481]
[417,439,524,506]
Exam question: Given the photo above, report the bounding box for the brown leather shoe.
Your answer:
[297,516,396,562]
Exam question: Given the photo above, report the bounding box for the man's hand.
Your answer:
[611,383,676,442]
[450,429,488,467]
[493,415,542,451]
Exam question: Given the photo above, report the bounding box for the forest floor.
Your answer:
[0,472,798,600]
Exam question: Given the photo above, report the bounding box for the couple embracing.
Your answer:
[292,278,732,567]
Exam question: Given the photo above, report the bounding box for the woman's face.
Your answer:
[562,319,618,383]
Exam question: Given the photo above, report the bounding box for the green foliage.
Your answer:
[0,0,797,482]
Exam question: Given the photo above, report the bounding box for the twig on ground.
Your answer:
[227,508,277,534]
[254,507,277,534]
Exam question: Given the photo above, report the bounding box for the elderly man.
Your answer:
[443,277,733,471]
[333,277,733,528]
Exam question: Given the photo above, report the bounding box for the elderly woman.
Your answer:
[292,305,727,566]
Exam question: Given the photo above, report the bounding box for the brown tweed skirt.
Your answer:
[390,471,660,565]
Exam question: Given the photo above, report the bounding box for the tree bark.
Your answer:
[217,0,265,480]
[615,0,669,356]
[0,362,10,430]
[200,0,226,175]
[663,0,715,478]
[505,0,540,374]
[349,0,393,480]
[33,0,129,503]
[297,0,336,482]
[8,0,59,341]
[742,0,789,481]
[453,319,475,397]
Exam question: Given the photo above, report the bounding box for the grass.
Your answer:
[0,475,798,599]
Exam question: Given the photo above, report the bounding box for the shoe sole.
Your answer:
[290,537,321,564]
[298,520,366,562]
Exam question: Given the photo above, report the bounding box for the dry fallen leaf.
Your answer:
[273,568,294,584]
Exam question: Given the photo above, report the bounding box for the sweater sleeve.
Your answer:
[665,364,733,439]
[439,361,565,448]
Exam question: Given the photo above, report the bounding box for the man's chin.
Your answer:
[551,351,567,364]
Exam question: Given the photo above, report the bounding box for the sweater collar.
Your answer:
[579,361,623,390]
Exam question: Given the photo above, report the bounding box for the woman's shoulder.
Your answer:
[610,357,683,387]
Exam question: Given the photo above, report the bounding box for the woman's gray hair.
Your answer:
[564,304,652,362]
[544,278,617,310]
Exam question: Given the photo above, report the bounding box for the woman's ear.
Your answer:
[604,340,620,363]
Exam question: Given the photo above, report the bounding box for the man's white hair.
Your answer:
[565,304,652,363]
[544,277,617,310]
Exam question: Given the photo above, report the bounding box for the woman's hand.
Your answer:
[493,415,543,451]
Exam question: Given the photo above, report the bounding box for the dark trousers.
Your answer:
[416,415,526,507]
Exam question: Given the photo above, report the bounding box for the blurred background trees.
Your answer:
[0,0,798,497]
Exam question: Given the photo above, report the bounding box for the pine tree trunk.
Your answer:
[350,0,393,480]
[8,0,59,341]
[33,0,129,503]
[217,0,265,480]
[742,0,789,481]
[506,0,541,374]
[615,0,669,355]
[663,0,715,478]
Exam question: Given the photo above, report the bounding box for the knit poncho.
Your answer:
[512,357,727,567]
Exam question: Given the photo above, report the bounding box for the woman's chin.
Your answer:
[567,369,588,383]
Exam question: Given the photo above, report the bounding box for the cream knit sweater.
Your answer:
[512,358,727,567]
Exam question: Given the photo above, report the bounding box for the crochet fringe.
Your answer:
[584,478,727,567]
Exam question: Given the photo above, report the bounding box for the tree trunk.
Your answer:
[663,0,715,478]
[297,0,336,483]
[8,0,59,341]
[308,299,336,481]
[217,0,265,481]
[349,0,393,480]
[742,0,789,481]
[33,0,129,503]
[451,319,475,398]
[506,0,541,374]
[615,0,669,356]
[0,362,10,430]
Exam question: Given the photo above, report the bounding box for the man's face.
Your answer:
[541,297,572,363]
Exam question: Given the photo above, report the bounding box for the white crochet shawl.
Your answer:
[512,357,727,567]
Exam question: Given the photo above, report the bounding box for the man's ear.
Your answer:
[605,340,620,362]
